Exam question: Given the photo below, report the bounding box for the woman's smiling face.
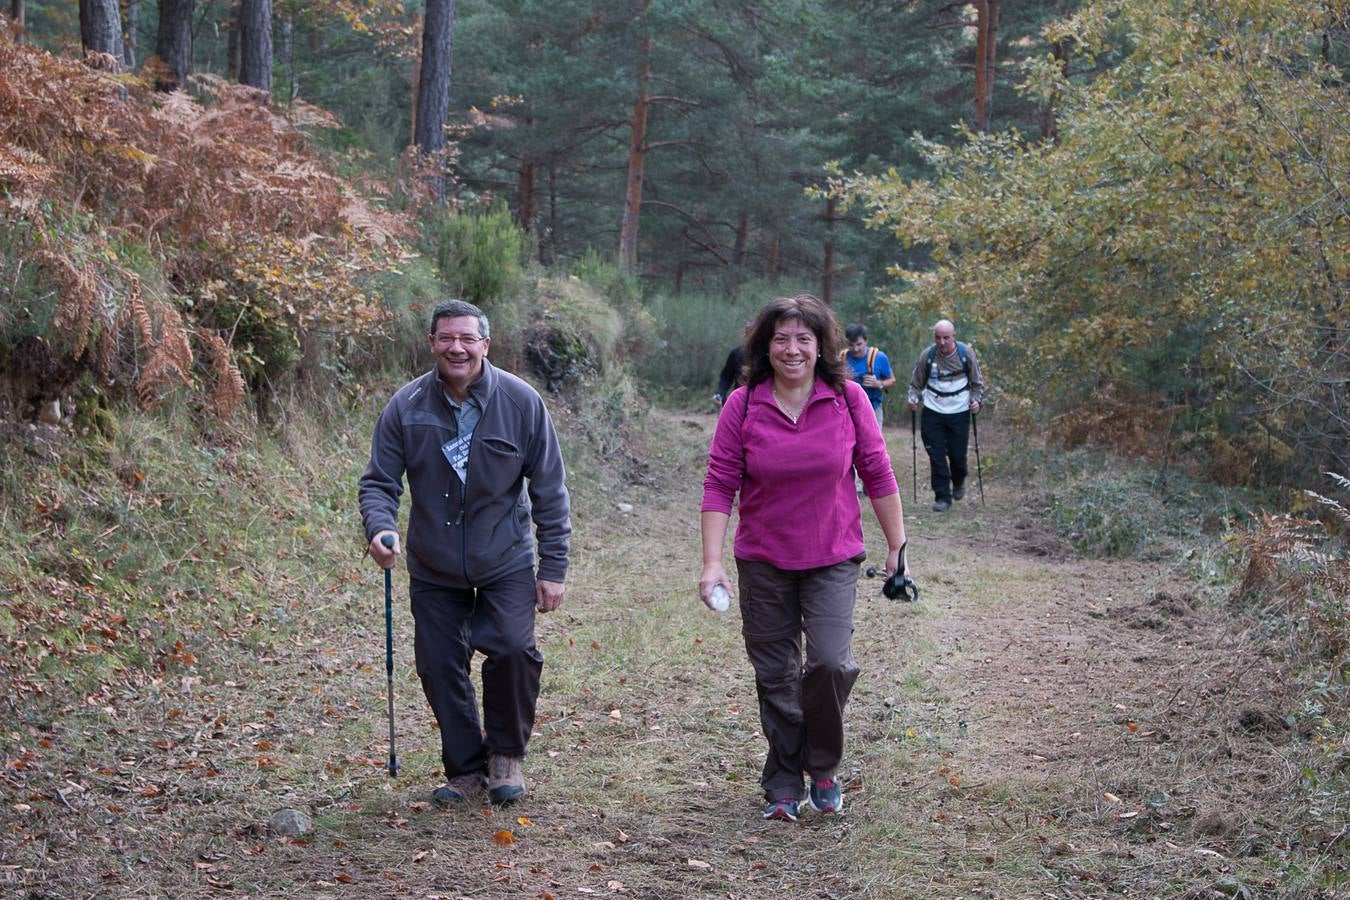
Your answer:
[769,316,818,384]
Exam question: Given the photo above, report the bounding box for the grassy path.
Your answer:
[0,407,1314,898]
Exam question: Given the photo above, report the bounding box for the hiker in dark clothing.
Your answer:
[714,344,746,409]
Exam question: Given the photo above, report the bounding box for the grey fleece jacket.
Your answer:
[358,359,571,587]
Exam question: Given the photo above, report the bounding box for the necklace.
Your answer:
[773,386,810,424]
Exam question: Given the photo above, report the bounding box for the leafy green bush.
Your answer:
[427,202,524,312]
[1049,481,1147,558]
[571,249,640,311]
[0,219,52,350]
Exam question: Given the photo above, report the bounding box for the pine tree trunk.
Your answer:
[986,1,1001,125]
[518,156,535,233]
[155,0,193,91]
[238,0,273,95]
[545,163,558,266]
[80,0,123,60]
[123,0,139,69]
[733,210,749,267]
[226,2,241,80]
[280,16,294,101]
[973,0,1000,132]
[415,0,455,203]
[822,195,836,305]
[10,0,24,40]
[618,27,652,276]
[409,12,422,146]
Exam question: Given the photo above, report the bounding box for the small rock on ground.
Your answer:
[268,808,313,836]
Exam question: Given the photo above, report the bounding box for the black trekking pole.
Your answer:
[971,412,985,505]
[910,409,918,503]
[864,541,920,602]
[381,534,399,777]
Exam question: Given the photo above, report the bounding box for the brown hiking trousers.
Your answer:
[734,557,862,802]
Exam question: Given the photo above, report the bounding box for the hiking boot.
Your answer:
[952,483,966,501]
[806,777,844,814]
[488,754,526,805]
[432,772,486,804]
[762,798,800,822]
[932,499,951,512]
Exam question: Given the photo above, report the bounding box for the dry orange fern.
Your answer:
[136,293,193,409]
[1,30,422,415]
[195,328,247,421]
[32,248,102,359]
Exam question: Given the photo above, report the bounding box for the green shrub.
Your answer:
[638,278,816,399]
[357,255,449,380]
[0,218,51,351]
[1049,480,1147,558]
[571,249,640,311]
[426,202,524,312]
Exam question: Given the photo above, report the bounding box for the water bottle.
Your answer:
[709,583,731,612]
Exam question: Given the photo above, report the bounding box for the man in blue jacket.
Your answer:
[360,299,571,806]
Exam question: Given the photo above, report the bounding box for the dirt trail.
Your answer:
[1,409,1304,898]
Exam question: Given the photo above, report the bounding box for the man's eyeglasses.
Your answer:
[432,333,484,347]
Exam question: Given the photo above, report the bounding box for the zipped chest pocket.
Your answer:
[472,436,524,496]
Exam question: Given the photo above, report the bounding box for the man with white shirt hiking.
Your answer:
[907,319,986,512]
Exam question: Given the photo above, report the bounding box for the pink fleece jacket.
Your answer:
[702,379,899,570]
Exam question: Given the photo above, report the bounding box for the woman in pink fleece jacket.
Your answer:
[700,293,909,823]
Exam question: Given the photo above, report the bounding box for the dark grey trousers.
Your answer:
[409,568,542,779]
[735,557,862,802]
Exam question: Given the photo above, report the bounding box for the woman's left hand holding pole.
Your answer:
[868,492,908,577]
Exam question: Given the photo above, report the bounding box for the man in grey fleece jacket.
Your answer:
[359,299,571,806]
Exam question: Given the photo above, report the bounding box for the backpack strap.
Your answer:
[844,382,876,478]
[927,343,970,381]
[866,346,878,376]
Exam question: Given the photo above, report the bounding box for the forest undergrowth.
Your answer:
[0,387,1344,899]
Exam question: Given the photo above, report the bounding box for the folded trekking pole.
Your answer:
[381,534,399,777]
[910,409,918,503]
[972,412,985,505]
[865,542,920,602]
